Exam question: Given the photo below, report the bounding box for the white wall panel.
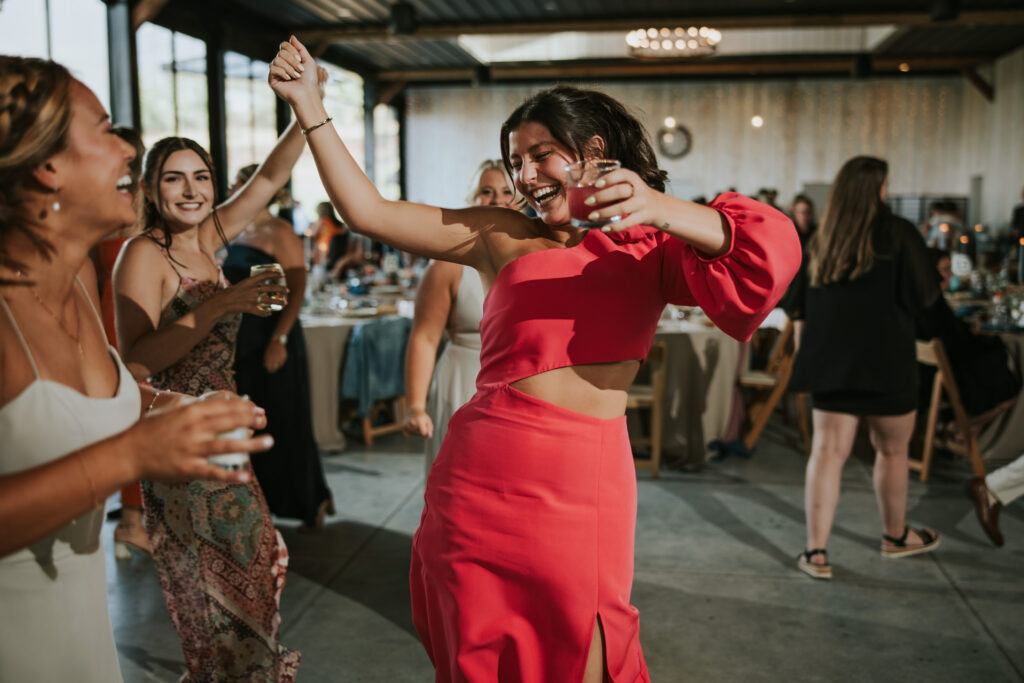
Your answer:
[406,48,1024,226]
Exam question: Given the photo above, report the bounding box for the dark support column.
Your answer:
[275,97,294,223]
[206,28,228,199]
[363,79,376,183]
[395,95,407,200]
[276,97,291,136]
[106,0,139,128]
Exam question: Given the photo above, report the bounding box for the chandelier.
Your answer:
[625,26,722,58]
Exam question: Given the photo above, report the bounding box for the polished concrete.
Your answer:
[107,418,1024,682]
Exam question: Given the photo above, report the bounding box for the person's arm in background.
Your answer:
[264,221,307,373]
[402,261,461,438]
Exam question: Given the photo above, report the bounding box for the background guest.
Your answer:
[90,125,152,558]
[787,155,941,580]
[403,159,516,472]
[224,163,334,530]
[789,193,817,248]
[112,100,315,678]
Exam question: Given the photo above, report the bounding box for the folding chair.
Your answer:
[911,338,1007,481]
[629,342,668,479]
[739,318,808,452]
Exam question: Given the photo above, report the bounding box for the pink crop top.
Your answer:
[477,192,801,388]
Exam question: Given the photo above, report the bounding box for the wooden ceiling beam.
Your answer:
[374,55,990,83]
[297,10,1024,43]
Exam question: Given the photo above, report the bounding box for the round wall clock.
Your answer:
[657,124,693,159]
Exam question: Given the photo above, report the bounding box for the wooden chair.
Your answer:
[629,342,668,479]
[361,397,407,447]
[739,318,808,452]
[911,338,1004,481]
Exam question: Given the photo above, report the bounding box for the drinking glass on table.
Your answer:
[251,263,287,312]
[564,159,622,229]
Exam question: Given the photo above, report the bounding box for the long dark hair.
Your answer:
[807,156,888,287]
[0,57,72,282]
[499,85,667,194]
[140,136,228,259]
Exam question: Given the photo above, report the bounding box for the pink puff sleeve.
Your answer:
[659,192,801,342]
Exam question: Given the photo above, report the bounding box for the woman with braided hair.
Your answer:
[0,56,270,681]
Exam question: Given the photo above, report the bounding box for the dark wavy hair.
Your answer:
[0,57,72,282]
[499,85,667,194]
[140,136,228,258]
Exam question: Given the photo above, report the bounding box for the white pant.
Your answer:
[986,453,1024,506]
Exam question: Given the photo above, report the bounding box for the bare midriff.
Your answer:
[509,360,641,419]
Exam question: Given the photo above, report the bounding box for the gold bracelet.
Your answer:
[301,116,333,136]
[75,452,101,509]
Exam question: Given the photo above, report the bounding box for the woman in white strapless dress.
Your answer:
[0,56,270,682]
[403,161,516,472]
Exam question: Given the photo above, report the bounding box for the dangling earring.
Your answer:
[52,180,60,213]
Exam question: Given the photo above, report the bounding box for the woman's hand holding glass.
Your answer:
[129,396,272,484]
[216,274,289,318]
[576,166,666,233]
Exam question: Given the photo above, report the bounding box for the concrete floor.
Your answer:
[107,419,1024,682]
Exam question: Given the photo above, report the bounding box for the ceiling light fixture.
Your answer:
[625,26,721,58]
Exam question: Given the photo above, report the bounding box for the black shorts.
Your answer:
[811,387,917,416]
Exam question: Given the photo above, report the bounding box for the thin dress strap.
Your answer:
[75,276,111,349]
[0,292,40,378]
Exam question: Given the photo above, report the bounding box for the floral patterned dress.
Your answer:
[144,270,300,682]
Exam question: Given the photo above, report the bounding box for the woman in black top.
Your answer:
[787,156,941,580]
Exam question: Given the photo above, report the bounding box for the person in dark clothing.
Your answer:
[790,194,817,249]
[224,164,334,530]
[917,248,1020,419]
[787,156,942,580]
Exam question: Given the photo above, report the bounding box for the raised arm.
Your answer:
[268,36,527,269]
[203,118,306,248]
[403,260,460,437]
[263,221,307,373]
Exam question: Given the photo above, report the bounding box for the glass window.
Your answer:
[50,0,109,110]
[173,31,208,150]
[0,0,109,110]
[224,52,277,185]
[137,23,208,151]
[0,0,50,60]
[137,22,176,148]
[374,104,401,201]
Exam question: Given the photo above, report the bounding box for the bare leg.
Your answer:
[804,410,860,562]
[582,618,606,683]
[867,412,929,545]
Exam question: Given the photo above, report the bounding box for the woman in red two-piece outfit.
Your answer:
[270,37,800,683]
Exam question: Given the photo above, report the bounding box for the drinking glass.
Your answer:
[251,263,287,312]
[208,427,250,470]
[564,159,621,229]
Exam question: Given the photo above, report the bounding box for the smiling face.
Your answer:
[507,121,580,226]
[55,81,137,233]
[153,149,214,231]
[474,168,516,208]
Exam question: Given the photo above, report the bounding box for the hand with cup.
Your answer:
[564,159,669,234]
[211,270,289,319]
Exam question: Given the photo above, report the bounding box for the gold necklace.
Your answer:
[16,272,85,357]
